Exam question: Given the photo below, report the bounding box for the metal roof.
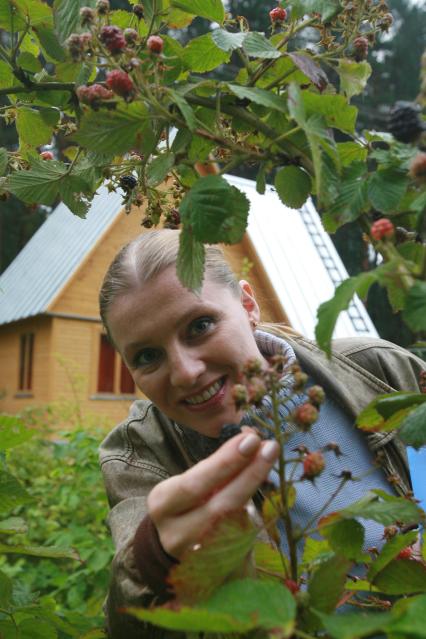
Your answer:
[0,186,124,326]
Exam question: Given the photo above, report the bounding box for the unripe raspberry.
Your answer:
[307,385,325,407]
[232,384,250,409]
[292,402,318,431]
[40,151,54,160]
[147,35,164,53]
[269,6,287,22]
[353,36,369,61]
[80,6,95,26]
[124,28,138,44]
[409,152,426,184]
[247,376,268,406]
[382,525,398,541]
[397,546,413,560]
[379,12,393,31]
[106,69,135,99]
[133,4,144,19]
[292,371,308,391]
[284,579,299,595]
[66,33,84,60]
[79,32,93,48]
[76,83,113,104]
[96,0,110,14]
[244,358,264,376]
[370,218,395,242]
[302,451,325,481]
[100,25,126,54]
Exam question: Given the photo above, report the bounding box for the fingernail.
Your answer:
[261,440,279,462]
[238,433,260,456]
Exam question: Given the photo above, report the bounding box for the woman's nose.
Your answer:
[169,346,206,388]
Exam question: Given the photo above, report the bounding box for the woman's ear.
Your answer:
[239,280,260,327]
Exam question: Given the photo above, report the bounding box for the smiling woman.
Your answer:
[98,229,426,639]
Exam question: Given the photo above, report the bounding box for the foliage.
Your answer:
[0,413,110,638]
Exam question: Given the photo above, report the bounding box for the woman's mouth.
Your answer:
[184,377,226,407]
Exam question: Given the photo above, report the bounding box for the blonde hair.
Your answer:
[99,229,241,330]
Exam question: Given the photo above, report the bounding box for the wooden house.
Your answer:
[0,175,378,426]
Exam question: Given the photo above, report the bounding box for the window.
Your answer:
[19,333,34,391]
[97,334,135,395]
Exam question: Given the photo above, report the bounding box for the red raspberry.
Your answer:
[396,546,413,560]
[353,36,369,61]
[292,402,318,431]
[106,70,135,99]
[76,83,114,105]
[284,579,299,595]
[269,6,287,22]
[307,385,325,407]
[302,451,325,481]
[100,25,126,54]
[409,152,426,184]
[40,151,54,160]
[147,35,164,53]
[370,218,395,242]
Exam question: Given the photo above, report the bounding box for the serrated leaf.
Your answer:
[368,169,408,213]
[16,51,41,73]
[211,29,246,52]
[390,593,426,637]
[0,570,12,609]
[0,148,8,176]
[287,82,306,125]
[337,59,372,99]
[398,403,426,450]
[308,555,352,613]
[0,61,14,90]
[53,0,96,44]
[291,0,341,21]
[166,8,195,28]
[182,33,229,73]
[0,542,80,560]
[242,32,281,59]
[275,165,312,209]
[323,163,368,232]
[316,610,392,639]
[337,141,368,167]
[0,415,34,449]
[19,619,57,639]
[0,471,31,513]
[0,1,27,30]
[0,517,27,534]
[127,605,253,633]
[169,512,257,604]
[315,271,377,356]
[73,102,150,155]
[177,226,205,291]
[146,152,175,187]
[355,392,425,433]
[375,392,426,420]
[403,281,426,332]
[302,91,357,134]
[367,531,418,581]
[16,106,57,151]
[179,175,249,245]
[301,537,333,568]
[228,84,287,113]
[14,0,52,25]
[32,23,66,61]
[321,518,365,561]
[342,490,423,527]
[288,53,328,92]
[254,541,288,578]
[169,90,197,131]
[373,558,426,594]
[170,0,224,23]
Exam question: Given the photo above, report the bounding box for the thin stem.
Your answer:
[0,82,76,97]
[301,477,348,536]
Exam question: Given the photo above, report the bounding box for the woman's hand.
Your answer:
[147,431,279,558]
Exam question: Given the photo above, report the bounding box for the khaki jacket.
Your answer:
[99,332,426,638]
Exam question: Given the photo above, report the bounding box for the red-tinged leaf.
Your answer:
[288,53,328,92]
[168,510,257,604]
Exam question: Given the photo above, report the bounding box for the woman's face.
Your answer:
[107,266,268,437]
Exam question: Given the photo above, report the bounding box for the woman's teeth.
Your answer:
[185,379,223,405]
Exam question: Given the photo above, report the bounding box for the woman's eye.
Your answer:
[134,348,161,368]
[188,316,215,338]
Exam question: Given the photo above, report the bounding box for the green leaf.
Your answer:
[375,392,426,420]
[0,542,80,560]
[322,518,365,561]
[0,570,12,609]
[301,537,333,568]
[342,490,423,527]
[367,531,418,580]
[274,165,312,209]
[337,141,368,167]
[170,0,224,23]
[0,61,16,90]
[256,163,266,195]
[287,82,306,125]
[291,0,341,21]
[288,52,328,92]
[228,84,287,113]
[168,90,197,131]
[19,619,57,639]
[390,593,426,637]
[315,271,377,356]
[14,0,52,25]
[0,148,8,176]
[0,1,26,29]
[0,471,31,513]
[16,51,41,73]
[168,511,257,603]
[146,153,175,187]
[0,415,34,449]
[127,606,253,633]
[403,281,426,332]
[73,103,150,155]
[9,158,66,205]
[368,169,408,213]
[211,29,246,52]
[356,392,426,433]
[316,610,392,639]
[179,175,250,245]
[242,32,281,59]
[0,517,27,534]
[16,106,58,151]
[182,33,229,73]
[177,226,205,291]
[32,23,66,61]
[53,0,96,44]
[373,558,426,594]
[254,541,287,578]
[302,91,357,134]
[204,579,296,633]
[398,403,426,450]
[308,555,352,613]
[337,59,372,99]
[323,163,368,232]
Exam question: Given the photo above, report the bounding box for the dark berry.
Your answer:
[120,175,137,190]
[388,101,424,144]
[100,25,126,55]
[353,36,368,61]
[133,4,144,19]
